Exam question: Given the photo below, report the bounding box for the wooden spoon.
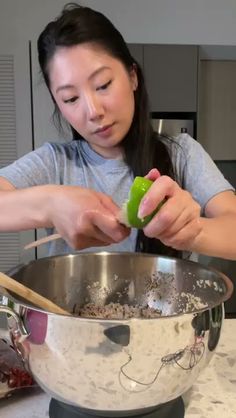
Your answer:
[24,233,61,250]
[0,271,70,315]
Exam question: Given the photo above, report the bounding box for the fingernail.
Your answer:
[138,198,148,219]
[114,230,125,242]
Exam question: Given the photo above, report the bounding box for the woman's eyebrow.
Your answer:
[56,84,74,93]
[55,66,111,93]
[88,65,110,81]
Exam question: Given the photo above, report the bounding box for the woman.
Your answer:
[0,3,235,259]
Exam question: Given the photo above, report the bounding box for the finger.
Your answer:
[144,200,194,238]
[92,224,130,244]
[88,209,130,242]
[145,168,161,181]
[160,209,200,240]
[69,235,115,250]
[64,217,121,248]
[143,206,184,238]
[160,218,202,251]
[138,176,177,219]
[98,193,121,217]
[157,196,200,239]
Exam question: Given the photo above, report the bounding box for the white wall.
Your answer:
[1,0,236,46]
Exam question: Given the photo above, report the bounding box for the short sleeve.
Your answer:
[169,134,235,213]
[0,143,58,188]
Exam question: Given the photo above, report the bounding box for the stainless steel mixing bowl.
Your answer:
[0,252,233,414]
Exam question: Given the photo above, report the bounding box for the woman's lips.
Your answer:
[94,123,114,137]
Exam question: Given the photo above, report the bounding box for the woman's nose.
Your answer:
[84,93,104,121]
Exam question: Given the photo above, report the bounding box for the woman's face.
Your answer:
[49,43,137,158]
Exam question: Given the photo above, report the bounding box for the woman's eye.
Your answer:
[97,80,112,91]
[63,96,78,104]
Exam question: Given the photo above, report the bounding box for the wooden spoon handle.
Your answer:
[0,271,70,316]
[24,233,62,250]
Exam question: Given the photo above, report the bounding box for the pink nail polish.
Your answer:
[138,199,148,218]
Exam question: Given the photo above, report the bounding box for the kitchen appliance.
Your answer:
[49,396,185,417]
[0,252,233,417]
[151,112,196,138]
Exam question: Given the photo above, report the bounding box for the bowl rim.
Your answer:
[2,251,233,319]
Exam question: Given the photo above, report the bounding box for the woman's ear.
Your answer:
[130,64,138,91]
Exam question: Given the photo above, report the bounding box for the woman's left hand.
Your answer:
[139,170,202,251]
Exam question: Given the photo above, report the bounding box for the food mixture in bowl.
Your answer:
[70,270,207,320]
[73,302,162,319]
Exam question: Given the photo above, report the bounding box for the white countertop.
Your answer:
[0,319,236,418]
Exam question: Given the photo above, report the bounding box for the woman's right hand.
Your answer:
[47,185,130,249]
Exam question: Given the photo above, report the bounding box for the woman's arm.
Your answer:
[0,177,129,249]
[138,174,236,260]
[0,177,55,231]
[192,191,236,260]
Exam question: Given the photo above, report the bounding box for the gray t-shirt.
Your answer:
[0,134,234,255]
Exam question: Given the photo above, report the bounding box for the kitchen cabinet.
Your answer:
[143,45,199,112]
[127,44,199,113]
[127,43,144,69]
[198,60,236,160]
